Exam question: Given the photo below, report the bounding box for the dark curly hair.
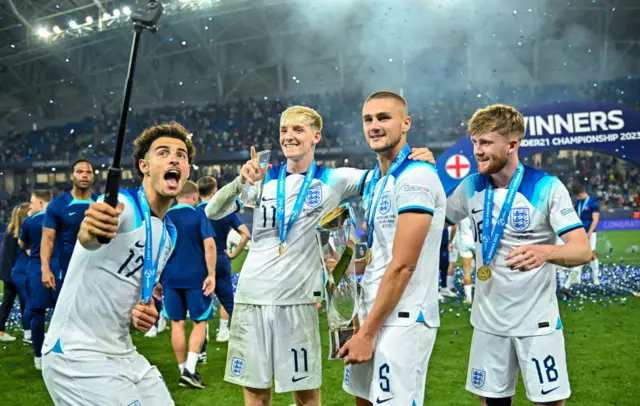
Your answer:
[132,122,196,178]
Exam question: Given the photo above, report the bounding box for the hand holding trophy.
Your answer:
[316,203,362,360]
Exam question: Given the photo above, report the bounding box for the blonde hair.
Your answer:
[178,180,199,199]
[467,104,525,140]
[9,202,30,239]
[280,106,323,131]
[364,90,408,114]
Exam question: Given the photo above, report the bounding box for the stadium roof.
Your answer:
[0,0,639,133]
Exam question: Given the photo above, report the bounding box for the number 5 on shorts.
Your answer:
[379,363,391,392]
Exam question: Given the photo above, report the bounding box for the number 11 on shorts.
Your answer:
[291,348,309,374]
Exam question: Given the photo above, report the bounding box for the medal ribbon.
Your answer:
[138,186,167,304]
[277,160,317,248]
[481,163,524,267]
[363,144,411,249]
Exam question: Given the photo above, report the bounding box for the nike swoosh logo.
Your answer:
[135,241,144,248]
[68,212,76,216]
[471,208,483,214]
[262,197,276,202]
[541,387,560,395]
[376,398,394,404]
[291,376,309,382]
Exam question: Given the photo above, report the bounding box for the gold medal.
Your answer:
[477,265,492,281]
[279,243,285,256]
[365,249,372,265]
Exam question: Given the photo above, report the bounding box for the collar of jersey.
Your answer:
[169,203,195,211]
[68,198,94,206]
[31,211,45,218]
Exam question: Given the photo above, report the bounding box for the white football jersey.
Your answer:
[42,189,175,357]
[446,166,583,337]
[235,165,368,305]
[362,160,445,327]
[456,217,475,247]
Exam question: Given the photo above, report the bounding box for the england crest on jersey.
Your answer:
[231,357,244,376]
[378,193,392,215]
[306,187,323,208]
[471,368,486,388]
[510,208,530,231]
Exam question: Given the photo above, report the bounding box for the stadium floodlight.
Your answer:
[86,16,94,24]
[52,25,62,34]
[113,9,121,17]
[69,20,78,29]
[123,6,132,16]
[37,27,50,38]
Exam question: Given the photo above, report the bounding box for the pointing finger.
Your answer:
[250,146,256,160]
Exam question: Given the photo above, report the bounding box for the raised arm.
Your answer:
[204,177,243,220]
[79,195,127,250]
[205,146,271,220]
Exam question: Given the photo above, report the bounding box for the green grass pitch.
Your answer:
[0,230,639,405]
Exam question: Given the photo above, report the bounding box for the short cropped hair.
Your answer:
[573,186,586,195]
[72,158,93,172]
[467,104,525,141]
[197,176,217,197]
[280,106,323,131]
[132,122,196,178]
[178,180,199,198]
[32,190,53,202]
[364,90,408,114]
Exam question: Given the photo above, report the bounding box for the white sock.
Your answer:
[446,275,453,289]
[178,362,186,373]
[592,259,600,281]
[186,352,199,374]
[219,319,229,331]
[24,330,32,340]
[464,284,472,302]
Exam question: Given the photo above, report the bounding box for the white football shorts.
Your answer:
[342,323,437,406]
[42,351,173,406]
[466,328,571,403]
[224,303,322,393]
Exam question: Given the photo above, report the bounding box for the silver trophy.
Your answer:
[316,203,362,360]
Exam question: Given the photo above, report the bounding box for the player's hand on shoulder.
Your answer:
[80,201,125,243]
[132,302,158,333]
[239,146,271,186]
[409,146,435,164]
[505,244,553,271]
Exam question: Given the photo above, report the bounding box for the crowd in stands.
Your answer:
[1,78,640,227]
[535,152,640,211]
[1,79,639,165]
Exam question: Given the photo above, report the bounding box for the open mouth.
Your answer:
[369,134,385,142]
[164,169,181,188]
[283,142,299,149]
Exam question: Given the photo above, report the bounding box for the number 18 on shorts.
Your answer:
[466,329,571,403]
